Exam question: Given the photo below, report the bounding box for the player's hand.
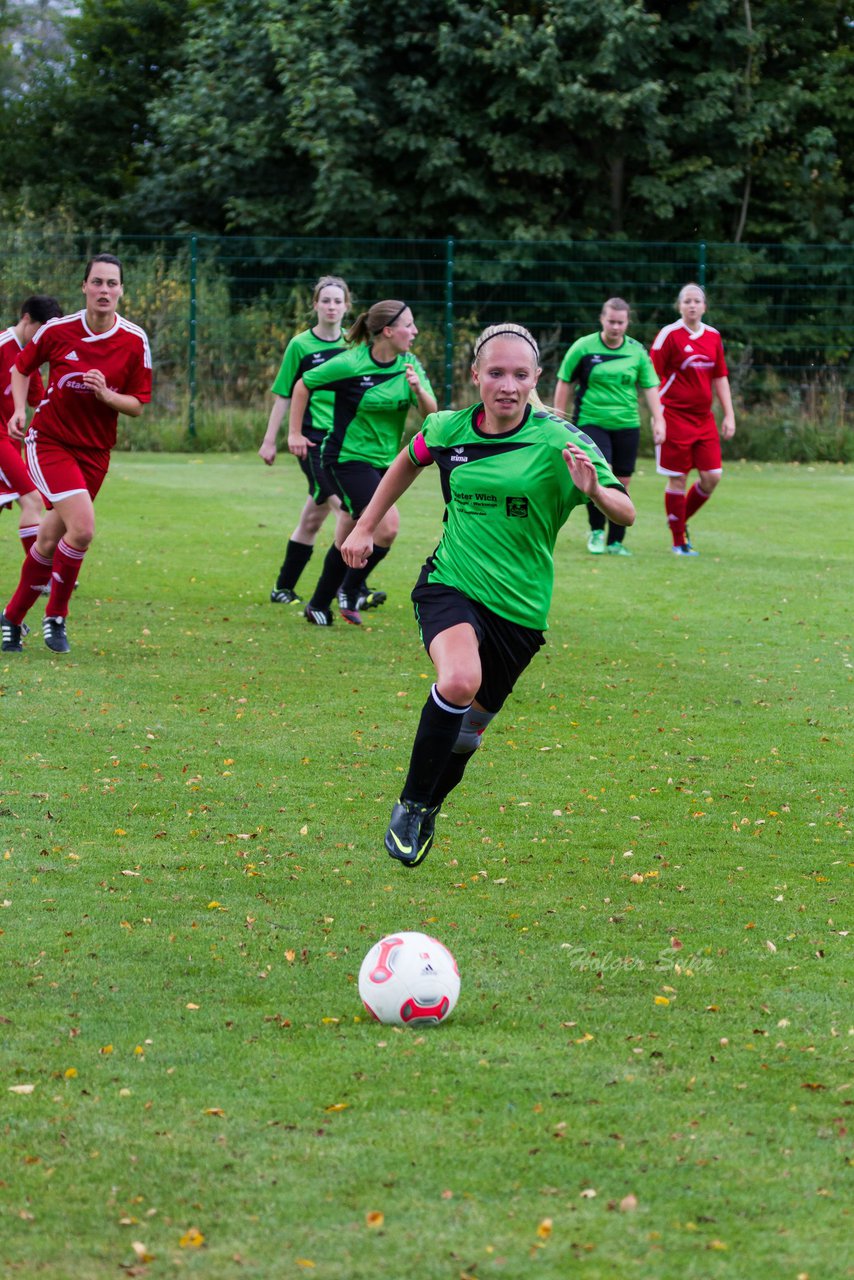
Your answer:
[341,528,373,569]
[651,416,666,445]
[287,432,314,459]
[721,415,736,440]
[563,442,599,496]
[404,364,422,392]
[83,369,110,401]
[7,410,26,441]
[258,440,277,465]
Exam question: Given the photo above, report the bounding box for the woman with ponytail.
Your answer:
[288,299,436,626]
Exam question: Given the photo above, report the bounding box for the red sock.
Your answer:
[685,482,711,521]
[665,490,687,546]
[45,538,86,618]
[4,545,53,624]
[19,523,39,556]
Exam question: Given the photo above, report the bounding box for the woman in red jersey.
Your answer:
[1,254,152,654]
[651,283,735,556]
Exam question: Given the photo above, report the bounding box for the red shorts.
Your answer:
[25,431,110,507]
[0,434,38,505]
[657,410,722,476]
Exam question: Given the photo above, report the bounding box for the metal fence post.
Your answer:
[188,234,198,438]
[698,241,707,290]
[444,236,455,408]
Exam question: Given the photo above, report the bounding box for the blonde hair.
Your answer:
[601,297,630,314]
[472,323,540,366]
[312,275,351,308]
[347,299,408,345]
[677,282,706,306]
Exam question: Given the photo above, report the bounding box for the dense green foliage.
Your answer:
[0,457,851,1277]
[1,0,851,242]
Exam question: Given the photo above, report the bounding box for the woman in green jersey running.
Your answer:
[342,322,635,867]
[288,299,436,627]
[258,275,350,605]
[554,297,664,557]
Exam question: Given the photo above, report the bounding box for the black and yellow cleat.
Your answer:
[385,800,439,868]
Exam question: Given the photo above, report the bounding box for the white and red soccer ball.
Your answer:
[358,931,460,1026]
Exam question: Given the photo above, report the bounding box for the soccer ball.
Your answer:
[358,931,460,1026]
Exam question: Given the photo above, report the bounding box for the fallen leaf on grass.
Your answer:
[296,1260,316,1269]
[325,1102,349,1112]
[620,1194,639,1212]
[536,1217,553,1238]
[366,1211,384,1228]
[203,1108,226,1117]
[579,1188,597,1199]
[8,1084,35,1094]
[131,1241,155,1263]
[654,996,670,1006]
[178,1227,205,1248]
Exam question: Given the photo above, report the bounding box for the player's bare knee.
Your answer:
[438,671,481,707]
[699,469,722,493]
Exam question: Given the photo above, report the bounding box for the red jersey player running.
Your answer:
[651,283,736,556]
[1,294,62,558]
[1,254,152,653]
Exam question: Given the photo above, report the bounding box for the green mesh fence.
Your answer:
[1,231,850,432]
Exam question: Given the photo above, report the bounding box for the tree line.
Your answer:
[1,0,851,245]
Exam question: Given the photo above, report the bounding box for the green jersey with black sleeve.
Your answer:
[556,332,658,430]
[270,328,346,436]
[301,344,434,470]
[407,404,624,630]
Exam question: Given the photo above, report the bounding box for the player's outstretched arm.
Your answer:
[342,450,422,568]
[563,442,636,527]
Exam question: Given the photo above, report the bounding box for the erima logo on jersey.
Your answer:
[65,350,79,361]
[359,376,375,387]
[449,447,468,463]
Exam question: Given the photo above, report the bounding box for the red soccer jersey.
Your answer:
[0,327,44,438]
[15,310,152,450]
[650,320,728,419]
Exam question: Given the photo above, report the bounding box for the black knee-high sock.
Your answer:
[607,521,626,544]
[401,685,470,805]
[588,504,606,532]
[308,544,346,610]
[429,749,477,808]
[277,539,313,590]
[340,544,389,603]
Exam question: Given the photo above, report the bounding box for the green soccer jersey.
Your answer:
[556,332,658,431]
[270,328,347,436]
[409,404,623,630]
[301,344,434,470]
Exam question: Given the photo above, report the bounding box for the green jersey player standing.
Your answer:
[342,322,636,868]
[554,298,664,557]
[258,275,350,605]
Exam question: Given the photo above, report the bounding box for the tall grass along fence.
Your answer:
[1,229,850,460]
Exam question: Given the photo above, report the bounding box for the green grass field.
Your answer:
[1,454,851,1280]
